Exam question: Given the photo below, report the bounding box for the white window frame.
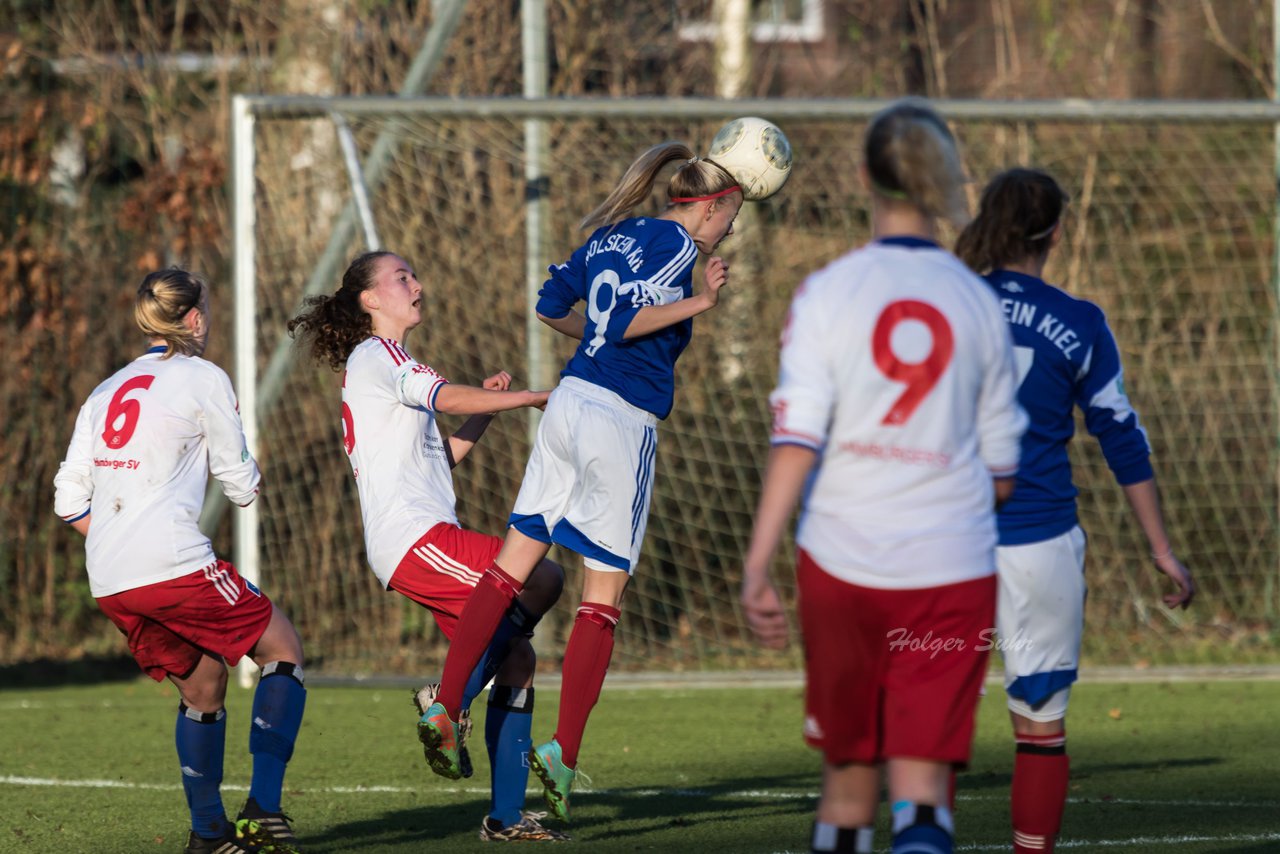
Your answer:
[679,0,825,44]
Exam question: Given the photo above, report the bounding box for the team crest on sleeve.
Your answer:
[244,579,262,597]
[618,279,664,307]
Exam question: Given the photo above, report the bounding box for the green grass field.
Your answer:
[3,675,1278,853]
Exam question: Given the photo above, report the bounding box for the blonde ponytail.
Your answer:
[580,142,740,231]
[134,268,208,358]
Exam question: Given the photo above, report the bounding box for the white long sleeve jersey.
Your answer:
[342,337,460,587]
[770,238,1028,589]
[53,348,261,597]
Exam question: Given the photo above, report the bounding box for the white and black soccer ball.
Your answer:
[707,116,793,201]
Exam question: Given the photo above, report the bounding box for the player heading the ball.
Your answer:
[418,139,750,824]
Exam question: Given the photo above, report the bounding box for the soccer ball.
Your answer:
[707,116,793,201]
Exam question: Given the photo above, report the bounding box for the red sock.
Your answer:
[1012,731,1069,853]
[553,603,621,769]
[436,563,522,716]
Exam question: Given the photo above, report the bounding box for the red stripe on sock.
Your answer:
[1016,732,1067,749]
[1012,734,1068,854]
[553,603,621,769]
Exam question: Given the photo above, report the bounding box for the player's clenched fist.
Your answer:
[703,256,730,303]
[483,371,513,392]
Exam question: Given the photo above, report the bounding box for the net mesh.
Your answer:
[244,103,1277,674]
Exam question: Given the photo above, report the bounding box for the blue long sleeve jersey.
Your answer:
[984,270,1153,546]
[537,217,698,420]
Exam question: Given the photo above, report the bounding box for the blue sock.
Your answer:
[462,600,538,711]
[175,703,227,839]
[248,662,306,813]
[891,801,953,854]
[485,685,534,828]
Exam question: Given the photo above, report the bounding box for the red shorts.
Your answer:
[388,522,503,640]
[95,560,274,682]
[797,549,996,767]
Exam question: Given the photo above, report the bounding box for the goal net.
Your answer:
[230,97,1277,674]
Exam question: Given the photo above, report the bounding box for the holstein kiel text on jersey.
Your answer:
[999,298,1082,359]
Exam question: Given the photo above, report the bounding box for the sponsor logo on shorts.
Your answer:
[803,715,824,739]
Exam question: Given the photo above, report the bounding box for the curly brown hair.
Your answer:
[287,251,395,371]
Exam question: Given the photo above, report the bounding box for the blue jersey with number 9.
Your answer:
[537,217,699,419]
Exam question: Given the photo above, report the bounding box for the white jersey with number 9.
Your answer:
[769,238,1027,590]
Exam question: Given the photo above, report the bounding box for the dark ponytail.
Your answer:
[288,251,395,371]
[955,169,1069,274]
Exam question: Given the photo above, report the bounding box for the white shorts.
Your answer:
[995,525,1086,722]
[509,377,658,574]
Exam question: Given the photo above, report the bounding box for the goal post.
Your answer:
[228,95,1280,675]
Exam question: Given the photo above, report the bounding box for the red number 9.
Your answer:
[102,375,156,449]
[341,402,356,454]
[871,300,953,425]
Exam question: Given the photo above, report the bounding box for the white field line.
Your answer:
[774,836,1280,854]
[10,776,1280,850]
[4,775,1277,812]
[953,832,1280,851]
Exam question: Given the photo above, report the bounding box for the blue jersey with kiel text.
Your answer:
[537,217,698,419]
[984,270,1153,545]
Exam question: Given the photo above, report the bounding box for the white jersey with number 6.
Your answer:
[53,348,261,597]
[770,237,1028,589]
[342,336,460,588]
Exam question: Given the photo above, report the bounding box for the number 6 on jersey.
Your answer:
[871,300,953,425]
[102,375,156,448]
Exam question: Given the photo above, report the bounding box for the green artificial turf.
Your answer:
[2,677,1278,852]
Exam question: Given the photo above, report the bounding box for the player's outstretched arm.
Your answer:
[1121,477,1196,609]
[740,442,817,649]
[621,256,730,340]
[413,369,548,419]
[442,371,521,467]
